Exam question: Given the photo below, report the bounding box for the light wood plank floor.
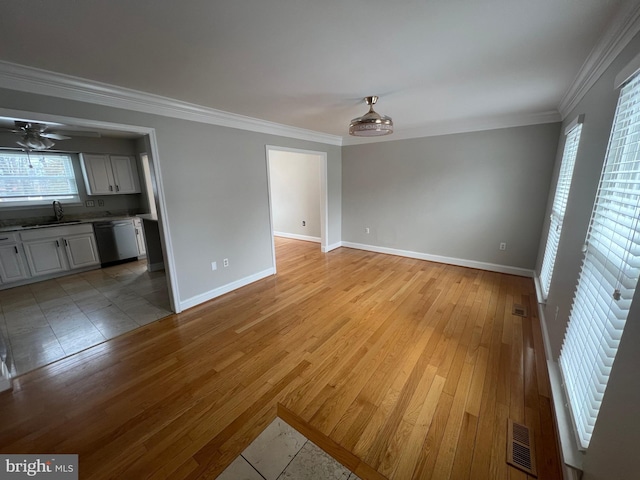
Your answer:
[0,238,561,479]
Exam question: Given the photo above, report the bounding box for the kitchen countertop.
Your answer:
[0,215,138,233]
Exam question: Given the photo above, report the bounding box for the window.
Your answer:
[0,150,80,206]
[539,117,583,298]
[559,71,640,449]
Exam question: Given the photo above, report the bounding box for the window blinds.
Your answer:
[0,151,78,203]
[539,121,583,298]
[559,72,640,450]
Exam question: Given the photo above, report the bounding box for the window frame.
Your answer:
[539,115,584,299]
[0,150,82,209]
[559,71,640,450]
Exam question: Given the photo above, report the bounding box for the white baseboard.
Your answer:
[274,232,321,243]
[0,360,12,393]
[179,267,275,311]
[341,242,534,277]
[322,241,343,253]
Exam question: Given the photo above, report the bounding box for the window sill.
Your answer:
[547,360,585,472]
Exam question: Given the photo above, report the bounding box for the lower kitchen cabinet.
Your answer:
[64,234,100,269]
[0,243,30,284]
[23,238,69,276]
[20,224,100,278]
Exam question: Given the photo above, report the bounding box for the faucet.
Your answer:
[53,200,64,222]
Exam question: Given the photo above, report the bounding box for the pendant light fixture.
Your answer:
[349,96,393,137]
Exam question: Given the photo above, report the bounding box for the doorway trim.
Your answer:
[265,145,329,272]
[0,107,181,313]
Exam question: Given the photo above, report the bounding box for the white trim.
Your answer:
[342,110,561,145]
[559,0,640,118]
[322,241,343,253]
[0,61,343,146]
[0,360,12,393]
[274,232,321,243]
[548,360,586,473]
[341,241,534,277]
[564,114,585,136]
[179,267,275,311]
[615,50,640,88]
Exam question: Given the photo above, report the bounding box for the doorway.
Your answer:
[0,107,178,377]
[266,146,328,269]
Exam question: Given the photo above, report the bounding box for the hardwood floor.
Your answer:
[0,238,561,479]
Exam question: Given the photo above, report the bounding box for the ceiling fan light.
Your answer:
[349,96,394,137]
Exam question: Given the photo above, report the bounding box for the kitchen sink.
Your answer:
[21,219,83,228]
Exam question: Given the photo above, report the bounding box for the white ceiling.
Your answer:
[0,0,627,137]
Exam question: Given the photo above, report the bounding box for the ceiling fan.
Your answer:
[1,121,72,151]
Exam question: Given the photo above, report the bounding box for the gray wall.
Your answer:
[536,31,640,480]
[0,133,142,223]
[0,88,341,305]
[269,150,321,238]
[342,123,560,269]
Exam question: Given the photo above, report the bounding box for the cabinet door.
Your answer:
[81,154,116,195]
[135,223,146,256]
[110,156,141,194]
[23,239,68,276]
[0,244,30,283]
[64,234,100,269]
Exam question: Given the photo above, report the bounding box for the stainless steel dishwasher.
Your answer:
[93,219,139,265]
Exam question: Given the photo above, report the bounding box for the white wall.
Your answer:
[269,150,321,240]
[342,123,560,271]
[535,30,640,480]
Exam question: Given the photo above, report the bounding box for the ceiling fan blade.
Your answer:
[41,132,71,140]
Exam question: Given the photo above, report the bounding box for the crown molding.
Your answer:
[0,61,343,146]
[341,110,561,145]
[558,0,640,118]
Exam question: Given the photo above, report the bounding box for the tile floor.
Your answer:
[0,260,172,376]
[217,418,361,480]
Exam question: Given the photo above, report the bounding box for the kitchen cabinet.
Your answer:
[64,234,101,269]
[0,233,30,284]
[23,238,68,276]
[134,218,146,257]
[80,153,141,195]
[21,224,100,278]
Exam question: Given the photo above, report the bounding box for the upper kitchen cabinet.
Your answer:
[80,154,141,195]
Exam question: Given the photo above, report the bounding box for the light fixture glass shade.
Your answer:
[349,96,393,137]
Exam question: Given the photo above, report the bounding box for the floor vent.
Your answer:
[512,304,528,317]
[507,419,537,477]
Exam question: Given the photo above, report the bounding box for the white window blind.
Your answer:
[539,120,583,298]
[559,72,640,450]
[0,151,79,206]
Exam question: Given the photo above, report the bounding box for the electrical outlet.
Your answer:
[223,258,229,267]
[302,220,306,226]
[211,261,217,271]
[365,227,370,234]
[499,242,507,251]
[85,200,95,207]
[98,199,104,207]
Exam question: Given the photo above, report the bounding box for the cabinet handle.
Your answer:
[109,185,113,191]
[64,239,68,247]
[56,240,60,248]
[14,246,18,254]
[116,185,120,192]
[0,237,8,241]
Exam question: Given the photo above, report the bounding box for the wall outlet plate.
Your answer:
[98,199,104,207]
[85,200,95,207]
